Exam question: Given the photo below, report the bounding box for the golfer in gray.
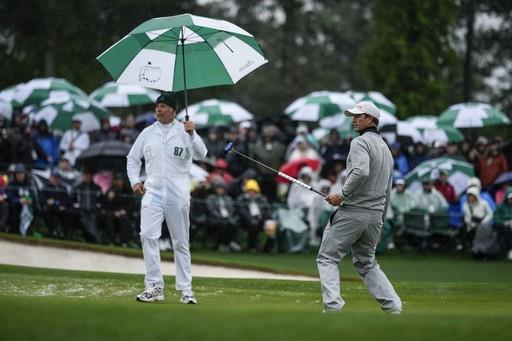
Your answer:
[317,101,402,314]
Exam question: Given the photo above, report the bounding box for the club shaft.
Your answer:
[230,149,326,197]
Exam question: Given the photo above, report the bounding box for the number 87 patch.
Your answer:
[171,145,186,159]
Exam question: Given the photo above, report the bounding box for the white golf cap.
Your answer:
[344,101,381,120]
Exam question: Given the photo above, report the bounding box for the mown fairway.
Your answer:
[1,249,512,341]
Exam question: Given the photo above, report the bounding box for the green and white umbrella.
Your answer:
[176,99,253,127]
[407,115,464,144]
[312,125,358,143]
[346,91,397,115]
[284,91,355,122]
[0,100,12,121]
[405,157,475,196]
[97,13,267,119]
[380,121,423,145]
[8,78,87,109]
[319,108,397,130]
[438,102,511,128]
[30,96,112,132]
[89,82,160,107]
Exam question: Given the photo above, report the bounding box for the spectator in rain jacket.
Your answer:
[390,142,409,177]
[236,179,272,252]
[5,164,37,235]
[434,170,457,204]
[479,139,508,189]
[248,127,285,201]
[494,188,512,260]
[71,169,102,243]
[59,117,90,166]
[413,177,448,214]
[32,120,60,169]
[390,178,416,232]
[205,179,240,253]
[99,174,135,247]
[40,171,70,238]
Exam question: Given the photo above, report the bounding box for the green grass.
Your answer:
[1,252,512,340]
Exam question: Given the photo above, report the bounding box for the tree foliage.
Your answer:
[360,0,461,117]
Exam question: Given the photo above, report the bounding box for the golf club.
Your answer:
[224,142,326,197]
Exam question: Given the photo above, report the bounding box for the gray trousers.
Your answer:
[317,207,402,312]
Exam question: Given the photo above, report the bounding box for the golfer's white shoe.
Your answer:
[180,292,197,304]
[136,286,164,302]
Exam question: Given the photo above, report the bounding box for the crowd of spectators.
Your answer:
[1,110,512,259]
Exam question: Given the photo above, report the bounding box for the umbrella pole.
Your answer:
[180,27,189,121]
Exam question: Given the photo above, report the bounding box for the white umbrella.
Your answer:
[0,100,12,121]
[89,82,160,107]
[380,121,424,145]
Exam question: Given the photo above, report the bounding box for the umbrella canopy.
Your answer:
[284,91,355,122]
[312,127,358,144]
[277,158,321,184]
[89,82,160,107]
[176,99,253,127]
[380,121,424,145]
[30,96,112,132]
[405,157,475,196]
[76,140,131,171]
[407,115,464,144]
[437,102,511,128]
[346,91,397,115]
[96,13,267,94]
[493,171,512,187]
[0,100,12,121]
[7,78,87,109]
[319,109,397,130]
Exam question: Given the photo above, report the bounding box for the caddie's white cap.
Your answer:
[344,101,380,120]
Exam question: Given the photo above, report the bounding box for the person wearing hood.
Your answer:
[287,166,317,215]
[308,179,334,246]
[236,179,272,252]
[287,135,321,162]
[460,177,496,212]
[494,188,512,260]
[59,116,90,166]
[205,178,240,253]
[32,119,60,169]
[463,186,497,257]
[390,178,416,233]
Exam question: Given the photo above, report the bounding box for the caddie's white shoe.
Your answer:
[180,292,197,304]
[136,286,164,302]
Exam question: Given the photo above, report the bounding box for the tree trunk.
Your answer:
[463,0,475,102]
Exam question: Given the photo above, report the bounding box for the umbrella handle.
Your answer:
[180,27,189,121]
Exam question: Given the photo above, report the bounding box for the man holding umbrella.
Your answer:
[127,92,207,304]
[317,101,402,313]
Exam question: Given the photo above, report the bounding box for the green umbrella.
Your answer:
[346,91,397,115]
[89,82,160,107]
[7,78,87,109]
[30,96,112,132]
[407,115,464,144]
[437,102,511,128]
[176,99,253,127]
[96,13,267,120]
[405,157,475,196]
[284,91,355,122]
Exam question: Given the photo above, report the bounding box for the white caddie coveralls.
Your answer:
[127,120,207,292]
